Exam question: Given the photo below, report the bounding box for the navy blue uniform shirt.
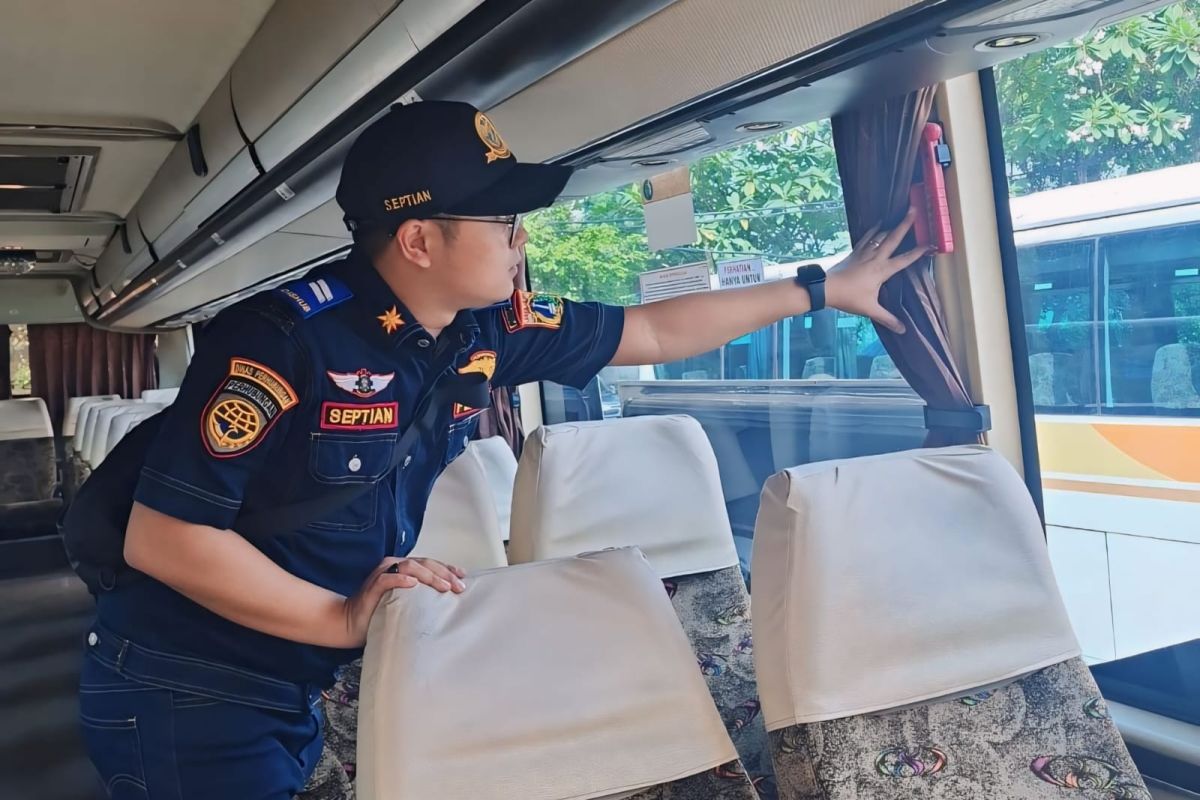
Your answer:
[97,249,625,686]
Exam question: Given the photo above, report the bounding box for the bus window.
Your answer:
[1101,223,1200,416]
[525,120,924,581]
[996,0,1200,687]
[1016,240,1098,413]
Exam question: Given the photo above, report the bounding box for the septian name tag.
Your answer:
[320,402,399,431]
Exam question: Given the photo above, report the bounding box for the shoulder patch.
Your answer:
[275,276,353,319]
[202,358,299,458]
[504,290,564,333]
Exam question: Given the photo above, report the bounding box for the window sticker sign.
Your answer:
[638,262,712,304]
[717,258,764,289]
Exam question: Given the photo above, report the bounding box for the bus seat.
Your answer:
[751,445,1148,800]
[1029,351,1083,408]
[869,354,900,379]
[140,387,180,405]
[97,405,163,468]
[467,435,519,542]
[357,547,755,800]
[71,397,124,455]
[508,415,776,793]
[0,398,62,540]
[411,439,510,571]
[70,399,139,495]
[801,357,834,379]
[303,437,516,800]
[63,394,119,439]
[86,402,154,468]
[1151,342,1200,410]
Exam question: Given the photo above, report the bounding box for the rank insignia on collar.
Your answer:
[378,306,405,334]
[328,369,396,398]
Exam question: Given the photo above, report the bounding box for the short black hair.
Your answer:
[353,218,458,261]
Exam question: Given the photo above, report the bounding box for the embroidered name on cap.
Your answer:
[383,190,433,212]
[321,402,399,431]
[202,358,300,458]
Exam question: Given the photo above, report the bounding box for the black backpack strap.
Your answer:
[235,371,491,539]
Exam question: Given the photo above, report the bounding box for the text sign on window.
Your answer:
[717,257,764,289]
[638,262,712,304]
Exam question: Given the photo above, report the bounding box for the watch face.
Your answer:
[796,265,825,284]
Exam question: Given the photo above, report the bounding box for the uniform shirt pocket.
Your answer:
[306,432,396,530]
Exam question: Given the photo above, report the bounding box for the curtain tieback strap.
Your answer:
[924,404,992,433]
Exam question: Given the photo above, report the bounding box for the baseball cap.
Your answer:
[335,100,573,235]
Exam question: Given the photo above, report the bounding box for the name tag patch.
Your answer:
[321,402,399,431]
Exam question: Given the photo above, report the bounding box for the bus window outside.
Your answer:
[997,0,1200,709]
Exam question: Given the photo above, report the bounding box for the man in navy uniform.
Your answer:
[78,100,928,799]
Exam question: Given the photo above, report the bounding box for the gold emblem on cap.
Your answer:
[475,112,511,163]
[378,306,405,335]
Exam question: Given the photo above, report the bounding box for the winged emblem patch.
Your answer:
[327,369,396,399]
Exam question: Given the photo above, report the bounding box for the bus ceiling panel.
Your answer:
[411,0,682,114]
[0,278,83,325]
[94,0,672,326]
[538,0,1172,197]
[0,213,120,260]
[133,75,246,244]
[119,232,352,331]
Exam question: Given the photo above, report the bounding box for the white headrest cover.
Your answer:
[141,387,179,404]
[509,416,738,578]
[64,395,119,438]
[97,406,162,466]
[358,547,737,800]
[86,403,145,467]
[752,445,1080,729]
[469,435,518,539]
[409,442,509,571]
[77,399,135,454]
[0,398,53,441]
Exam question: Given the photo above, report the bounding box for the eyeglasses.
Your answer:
[432,213,524,247]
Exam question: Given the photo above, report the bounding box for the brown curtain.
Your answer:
[0,325,10,400]
[831,88,983,446]
[474,248,528,458]
[28,323,158,432]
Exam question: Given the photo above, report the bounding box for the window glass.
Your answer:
[525,121,925,581]
[8,324,31,397]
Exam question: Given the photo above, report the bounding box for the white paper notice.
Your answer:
[638,262,712,304]
[717,258,764,289]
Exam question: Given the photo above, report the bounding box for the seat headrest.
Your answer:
[358,547,737,800]
[0,397,53,441]
[64,394,120,438]
[509,415,738,578]
[468,435,518,539]
[409,442,509,571]
[752,445,1080,729]
[140,387,179,405]
[75,398,133,453]
[96,405,163,467]
[84,402,143,466]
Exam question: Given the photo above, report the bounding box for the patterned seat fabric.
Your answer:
[0,398,61,539]
[750,446,1147,800]
[770,659,1148,800]
[509,415,776,796]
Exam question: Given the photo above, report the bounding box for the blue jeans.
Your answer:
[78,624,324,799]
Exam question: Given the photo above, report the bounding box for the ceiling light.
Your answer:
[736,121,786,133]
[979,33,1043,49]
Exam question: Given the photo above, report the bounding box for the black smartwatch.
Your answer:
[794,264,826,312]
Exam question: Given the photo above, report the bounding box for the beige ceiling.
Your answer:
[0,0,274,129]
[0,0,275,222]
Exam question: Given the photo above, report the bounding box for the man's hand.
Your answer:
[824,205,934,335]
[340,557,467,648]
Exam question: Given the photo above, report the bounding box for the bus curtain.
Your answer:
[27,323,158,432]
[831,88,983,447]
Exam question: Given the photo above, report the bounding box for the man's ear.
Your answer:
[393,219,436,268]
